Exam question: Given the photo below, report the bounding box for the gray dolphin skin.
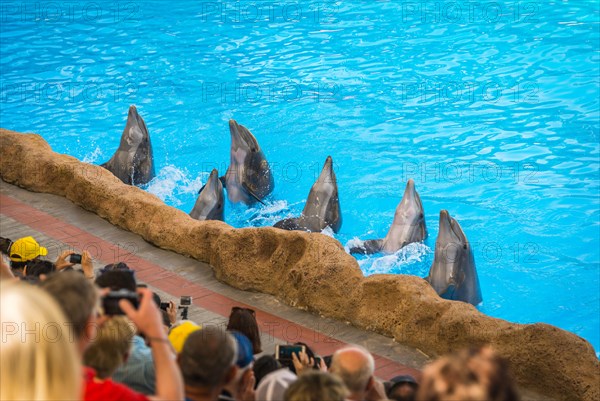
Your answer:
[426,210,482,306]
[349,179,426,254]
[223,119,274,205]
[273,156,342,233]
[189,169,224,221]
[101,105,154,185]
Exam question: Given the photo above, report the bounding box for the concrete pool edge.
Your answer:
[1,129,598,401]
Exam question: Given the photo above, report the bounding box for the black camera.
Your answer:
[69,254,82,264]
[178,296,191,319]
[102,289,139,315]
[160,302,170,311]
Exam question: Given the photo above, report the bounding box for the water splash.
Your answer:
[352,242,432,276]
[144,165,206,207]
[82,147,103,163]
[239,200,302,227]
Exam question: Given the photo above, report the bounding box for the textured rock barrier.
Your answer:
[1,129,598,400]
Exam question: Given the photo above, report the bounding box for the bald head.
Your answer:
[329,346,375,397]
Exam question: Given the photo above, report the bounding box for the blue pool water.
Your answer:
[1,1,598,354]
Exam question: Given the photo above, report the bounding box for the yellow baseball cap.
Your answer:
[9,236,48,262]
[168,321,201,353]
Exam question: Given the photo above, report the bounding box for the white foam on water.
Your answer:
[241,200,303,227]
[345,237,365,253]
[145,165,207,207]
[354,242,432,276]
[82,146,103,163]
[320,226,335,238]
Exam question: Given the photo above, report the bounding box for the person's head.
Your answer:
[0,236,13,255]
[256,368,297,401]
[103,262,130,270]
[253,355,282,388]
[95,269,137,291]
[417,347,520,401]
[224,331,255,392]
[1,281,82,400]
[169,320,201,353]
[227,306,262,354]
[284,371,348,401]
[40,270,99,352]
[83,316,136,379]
[7,236,47,270]
[386,375,418,401]
[329,345,375,401]
[178,327,238,396]
[23,259,55,278]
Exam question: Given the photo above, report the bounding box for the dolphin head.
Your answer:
[225,119,274,204]
[427,210,481,305]
[317,156,336,184]
[427,210,463,294]
[190,169,224,221]
[229,119,259,153]
[383,179,427,250]
[301,156,342,232]
[121,105,149,150]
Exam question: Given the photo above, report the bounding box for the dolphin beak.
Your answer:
[205,168,220,190]
[127,105,148,138]
[403,179,416,200]
[438,209,452,239]
[318,156,335,182]
[229,119,245,149]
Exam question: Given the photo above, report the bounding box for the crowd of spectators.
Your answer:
[1,234,521,401]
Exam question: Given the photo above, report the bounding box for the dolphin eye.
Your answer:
[420,213,424,219]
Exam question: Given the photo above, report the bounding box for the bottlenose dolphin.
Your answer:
[101,105,154,185]
[273,156,342,233]
[426,210,482,305]
[189,169,224,221]
[349,179,426,254]
[223,119,274,205]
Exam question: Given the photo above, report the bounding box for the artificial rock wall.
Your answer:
[0,129,598,401]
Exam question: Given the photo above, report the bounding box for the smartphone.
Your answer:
[313,356,322,367]
[275,344,306,362]
[180,296,191,306]
[102,289,139,315]
[69,254,82,264]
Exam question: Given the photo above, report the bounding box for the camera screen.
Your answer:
[277,345,305,361]
[180,296,191,306]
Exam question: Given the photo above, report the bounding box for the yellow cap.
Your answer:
[168,321,201,353]
[9,236,48,262]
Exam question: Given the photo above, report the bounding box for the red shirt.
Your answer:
[84,367,150,401]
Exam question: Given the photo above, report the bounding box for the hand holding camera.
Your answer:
[55,250,77,270]
[118,287,165,339]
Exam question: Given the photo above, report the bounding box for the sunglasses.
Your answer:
[231,306,255,315]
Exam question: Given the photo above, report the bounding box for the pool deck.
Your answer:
[0,179,428,380]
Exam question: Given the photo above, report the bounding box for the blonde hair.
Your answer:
[0,281,82,400]
[83,316,136,379]
[284,371,348,401]
[417,347,521,401]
